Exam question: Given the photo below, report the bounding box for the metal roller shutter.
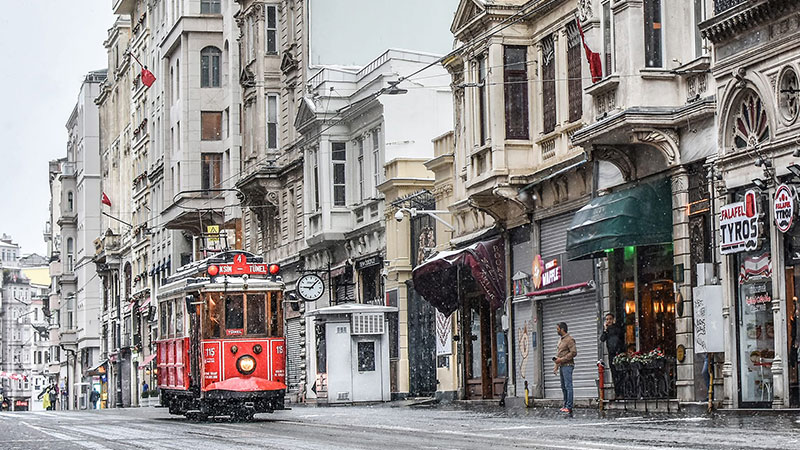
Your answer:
[540,213,573,259]
[541,291,599,399]
[513,300,535,386]
[285,317,303,390]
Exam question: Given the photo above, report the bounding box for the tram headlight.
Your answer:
[237,355,256,375]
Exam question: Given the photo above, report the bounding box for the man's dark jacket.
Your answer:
[600,322,625,357]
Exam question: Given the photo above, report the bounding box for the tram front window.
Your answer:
[247,294,266,335]
[203,293,221,339]
[225,294,244,335]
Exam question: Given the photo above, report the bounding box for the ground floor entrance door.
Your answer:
[462,295,506,399]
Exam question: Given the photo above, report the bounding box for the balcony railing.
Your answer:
[714,0,748,14]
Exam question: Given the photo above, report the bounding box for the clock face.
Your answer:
[297,274,324,301]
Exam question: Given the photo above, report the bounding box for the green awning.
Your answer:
[566,178,673,260]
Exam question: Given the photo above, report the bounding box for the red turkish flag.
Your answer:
[101,192,112,207]
[576,19,603,83]
[141,68,156,87]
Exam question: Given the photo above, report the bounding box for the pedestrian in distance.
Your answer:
[90,388,100,410]
[600,313,625,396]
[38,384,54,410]
[49,388,57,411]
[553,321,577,414]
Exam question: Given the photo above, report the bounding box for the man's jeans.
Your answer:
[560,365,574,410]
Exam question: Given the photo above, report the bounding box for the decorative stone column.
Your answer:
[670,167,696,402]
[770,186,786,408]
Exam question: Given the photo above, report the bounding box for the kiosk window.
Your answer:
[357,341,376,372]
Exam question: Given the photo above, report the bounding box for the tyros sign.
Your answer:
[774,184,795,233]
[720,190,760,255]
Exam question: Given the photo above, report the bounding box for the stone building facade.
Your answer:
[701,0,800,409]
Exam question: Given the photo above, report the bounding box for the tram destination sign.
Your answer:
[774,184,795,233]
[719,190,759,255]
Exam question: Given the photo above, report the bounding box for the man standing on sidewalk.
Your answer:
[553,322,577,414]
[600,313,625,396]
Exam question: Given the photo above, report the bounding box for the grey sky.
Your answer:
[0,1,113,256]
[309,0,459,67]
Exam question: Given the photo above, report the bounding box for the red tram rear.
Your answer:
[156,251,285,419]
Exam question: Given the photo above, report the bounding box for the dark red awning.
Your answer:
[411,238,506,316]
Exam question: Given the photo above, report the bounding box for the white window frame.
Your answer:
[357,138,365,202]
[201,0,221,14]
[693,0,708,58]
[602,0,615,76]
[372,129,381,195]
[332,142,347,207]
[265,4,278,55]
[266,93,279,150]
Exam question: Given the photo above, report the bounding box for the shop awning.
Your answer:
[138,354,157,370]
[86,360,108,376]
[411,238,505,316]
[566,178,673,260]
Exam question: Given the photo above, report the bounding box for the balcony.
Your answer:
[60,161,76,178]
[112,0,135,15]
[702,0,795,44]
[714,0,747,14]
[161,190,226,235]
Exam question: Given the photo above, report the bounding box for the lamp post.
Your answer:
[393,207,454,231]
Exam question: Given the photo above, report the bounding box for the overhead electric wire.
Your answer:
[183,0,552,217]
[121,0,587,233]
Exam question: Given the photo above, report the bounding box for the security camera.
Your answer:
[394,210,405,222]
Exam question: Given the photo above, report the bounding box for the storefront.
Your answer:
[531,213,598,400]
[785,214,800,407]
[720,183,800,408]
[567,178,677,398]
[412,237,507,400]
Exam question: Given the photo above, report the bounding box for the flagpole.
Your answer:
[102,212,133,229]
[128,51,146,69]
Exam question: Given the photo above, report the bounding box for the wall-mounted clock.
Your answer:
[297,273,324,301]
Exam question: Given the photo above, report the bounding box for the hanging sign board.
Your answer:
[719,190,759,255]
[435,310,453,356]
[774,184,794,233]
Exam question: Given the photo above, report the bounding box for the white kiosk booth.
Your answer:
[308,304,395,404]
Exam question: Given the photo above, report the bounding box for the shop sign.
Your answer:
[774,184,794,233]
[719,190,760,255]
[435,310,452,357]
[355,255,381,270]
[745,293,771,306]
[15,400,28,407]
[531,255,561,290]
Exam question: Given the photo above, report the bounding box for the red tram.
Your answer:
[156,251,286,419]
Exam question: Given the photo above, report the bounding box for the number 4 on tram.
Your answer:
[156,251,286,420]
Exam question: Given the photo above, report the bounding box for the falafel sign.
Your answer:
[774,184,795,233]
[720,190,760,255]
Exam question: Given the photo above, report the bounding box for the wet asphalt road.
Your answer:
[1,403,800,449]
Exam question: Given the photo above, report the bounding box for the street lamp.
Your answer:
[394,207,454,231]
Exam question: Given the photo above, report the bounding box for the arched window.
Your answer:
[201,46,221,88]
[67,191,74,212]
[732,91,770,150]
